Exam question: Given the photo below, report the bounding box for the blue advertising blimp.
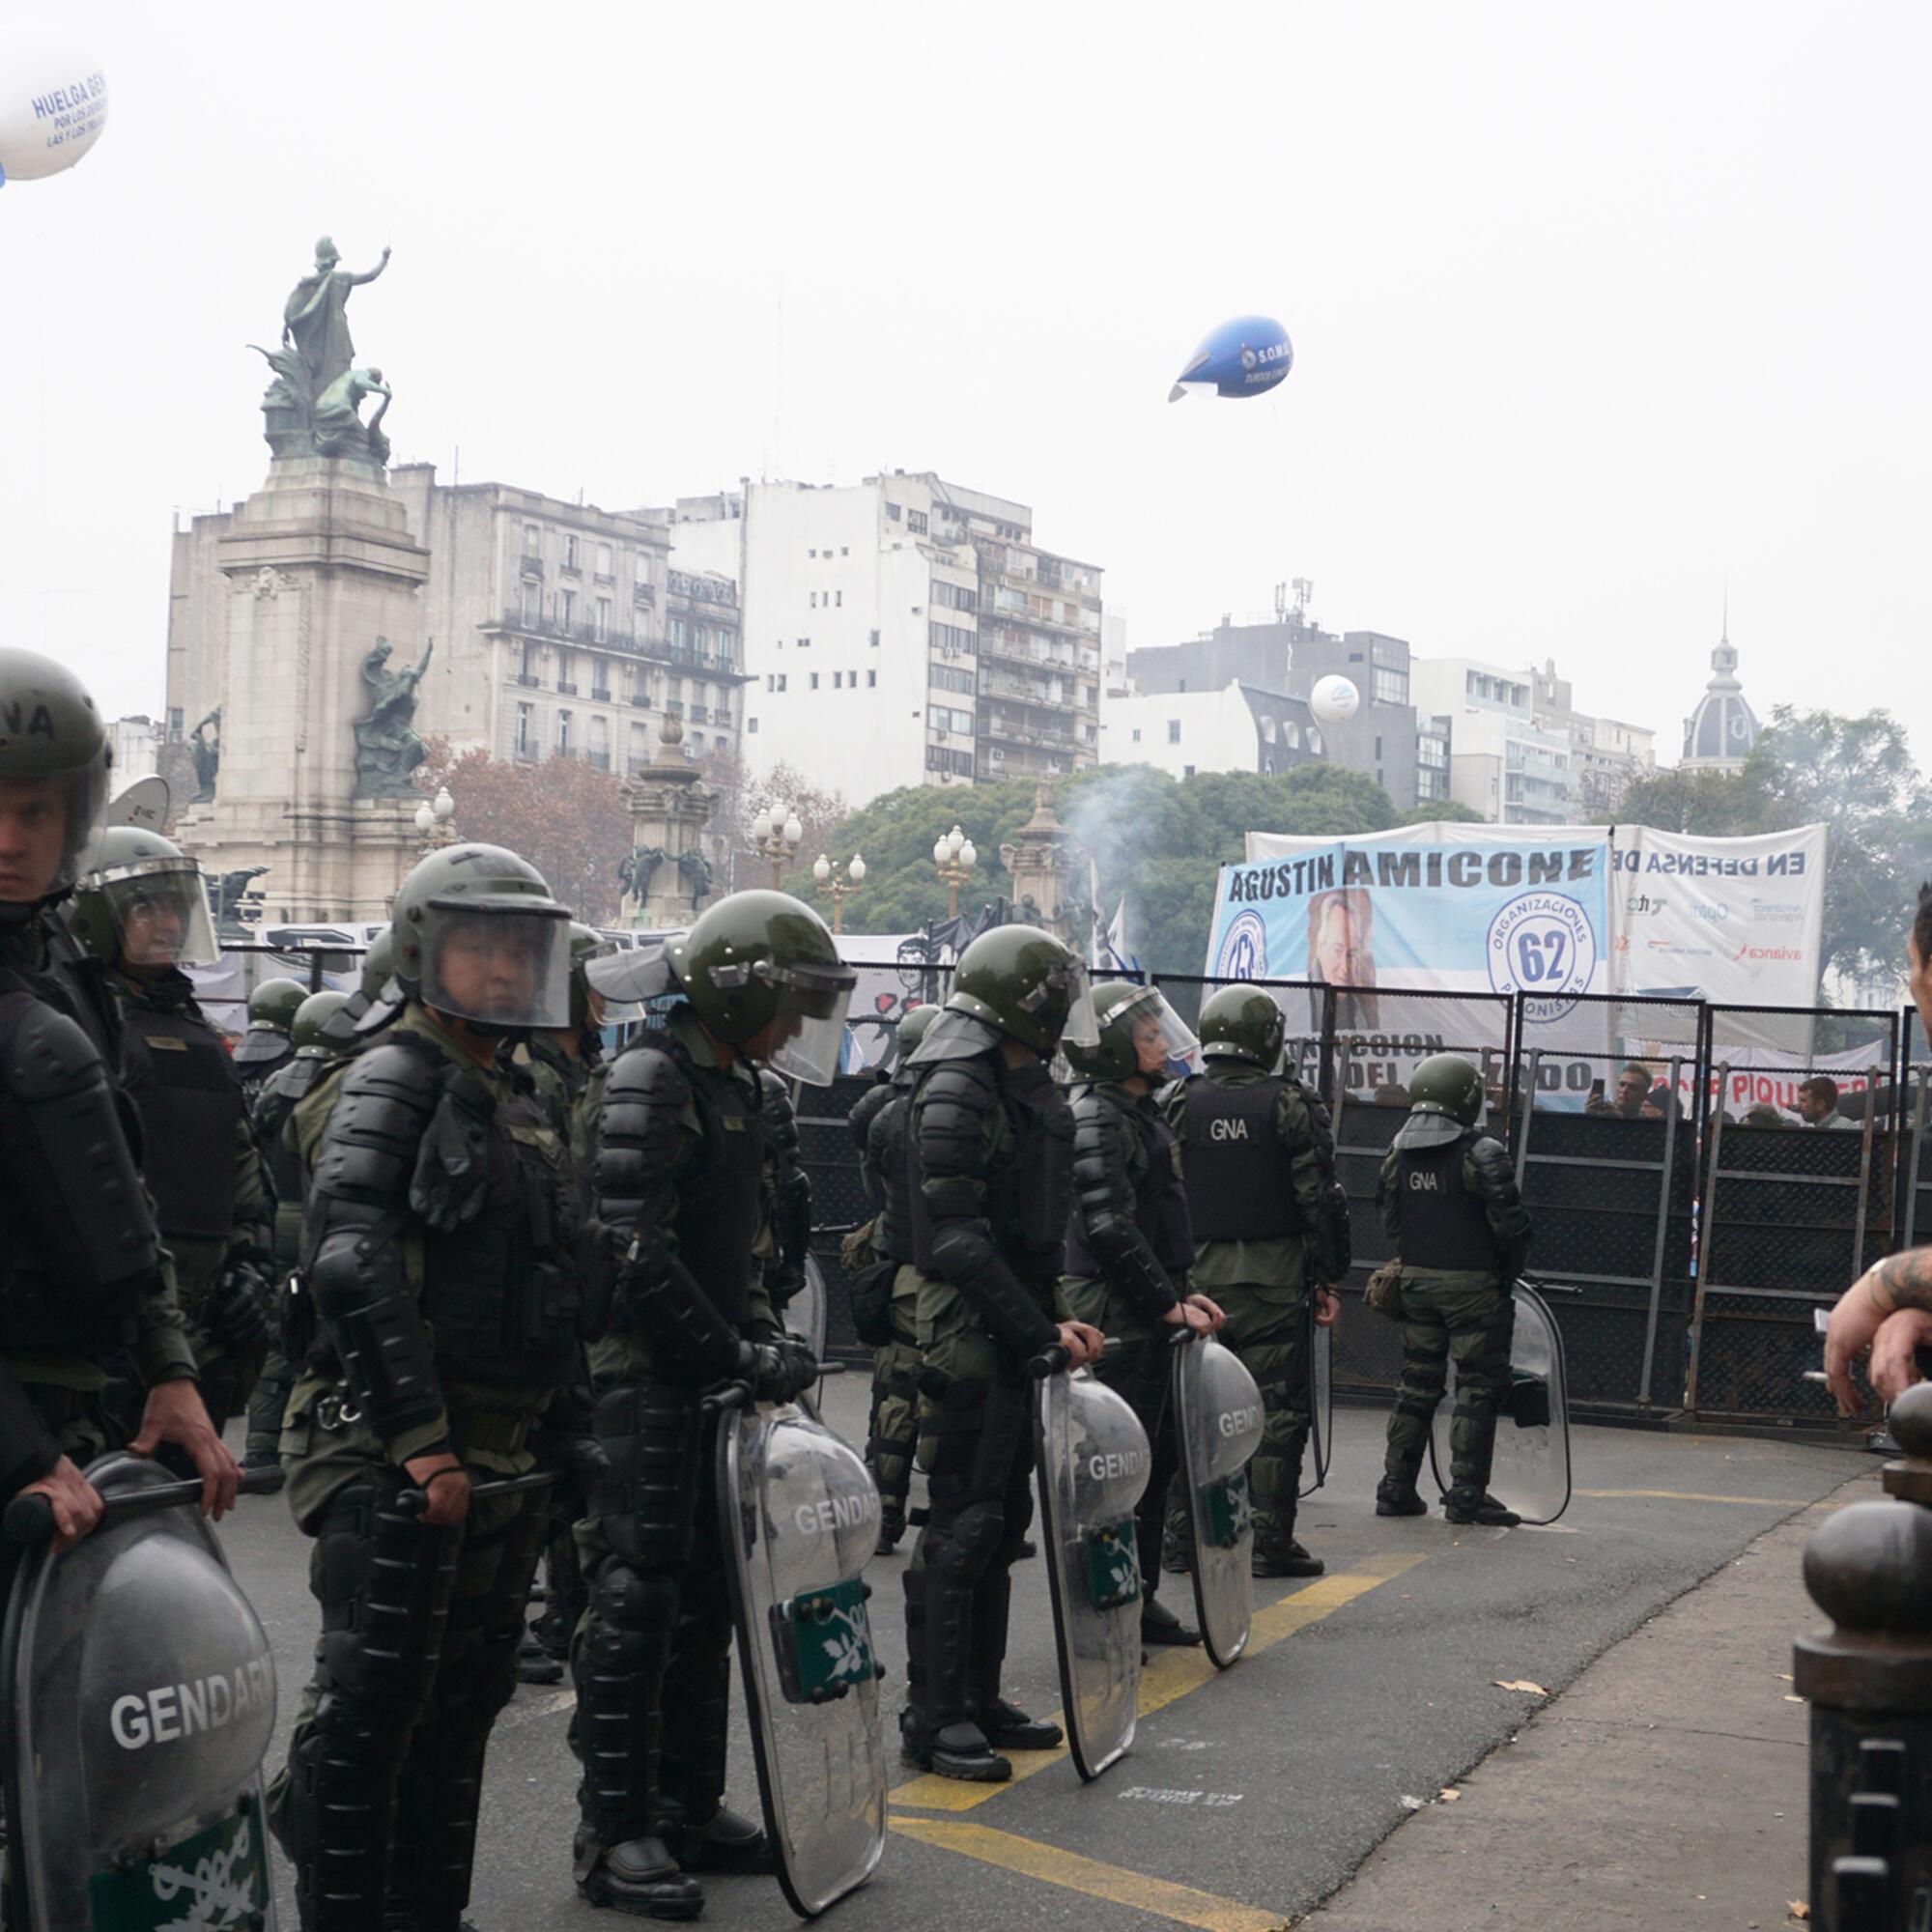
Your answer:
[1169,315,1293,402]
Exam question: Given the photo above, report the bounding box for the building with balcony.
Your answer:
[1409,656,1579,825]
[165,466,749,804]
[1122,598,1422,810]
[1529,658,1656,815]
[659,471,1101,807]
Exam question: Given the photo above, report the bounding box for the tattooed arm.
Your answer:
[1824,1247,1932,1415]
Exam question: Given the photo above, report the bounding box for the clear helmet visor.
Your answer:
[580,938,642,1026]
[747,959,857,1087]
[1047,956,1099,1050]
[1114,986,1201,1080]
[95,858,220,968]
[419,902,573,1031]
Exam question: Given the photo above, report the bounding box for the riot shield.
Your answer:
[1428,1281,1573,1524]
[1,1453,279,1932]
[718,1396,887,1918]
[1034,1362,1151,1781]
[1299,1312,1333,1499]
[1171,1336,1264,1670]
[783,1251,830,1360]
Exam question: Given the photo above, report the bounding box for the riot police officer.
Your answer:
[899,925,1105,1784]
[1061,980,1219,1645]
[69,827,277,1435]
[526,923,611,1133]
[571,890,853,1918]
[241,987,351,1470]
[270,843,586,1932]
[1164,985,1350,1577]
[846,1001,937,1555]
[232,974,305,1103]
[0,648,235,1552]
[1376,1052,1533,1527]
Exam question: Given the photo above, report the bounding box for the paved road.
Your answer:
[217,1381,1870,1931]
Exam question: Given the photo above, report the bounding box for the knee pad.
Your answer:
[923,1498,1006,1589]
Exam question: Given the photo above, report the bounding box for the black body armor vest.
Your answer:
[1179,1074,1301,1241]
[668,1045,767,1332]
[871,1089,916,1265]
[418,1081,583,1388]
[1395,1136,1497,1271]
[122,1004,243,1241]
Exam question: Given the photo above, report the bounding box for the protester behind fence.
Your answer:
[1585,1062,1662,1121]
[1822,883,1932,1411]
[1795,1075,1855,1129]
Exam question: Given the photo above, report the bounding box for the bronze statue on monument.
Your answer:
[253,235,394,464]
[354,637,435,797]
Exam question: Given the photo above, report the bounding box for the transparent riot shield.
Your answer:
[1428,1281,1573,1524]
[1299,1312,1333,1499]
[783,1251,829,1360]
[1171,1336,1264,1669]
[1,1453,279,1932]
[1034,1362,1151,1781]
[718,1396,886,1918]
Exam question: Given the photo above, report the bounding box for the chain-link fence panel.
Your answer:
[1149,974,1324,1087]
[1687,1005,1900,1424]
[1903,1067,1932,1250]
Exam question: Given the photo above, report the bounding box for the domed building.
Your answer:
[1680,613,1760,775]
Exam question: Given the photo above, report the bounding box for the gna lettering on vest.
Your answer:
[1217,1403,1264,1439]
[1207,1116,1250,1143]
[793,1492,880,1537]
[1407,1169,1442,1192]
[109,1659,275,1749]
[1088,1449,1147,1483]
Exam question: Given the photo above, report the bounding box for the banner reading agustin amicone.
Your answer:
[1206,833,1613,1096]
[1208,821,1829,1100]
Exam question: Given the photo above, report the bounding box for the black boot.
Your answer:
[574,1830,704,1920]
[973,1695,1063,1751]
[517,1627,563,1685]
[674,1805,773,1874]
[898,1706,1012,1781]
[1252,1540,1325,1578]
[1140,1596,1202,1647]
[1376,1477,1429,1517]
[1444,1488,1520,1527]
[874,1501,906,1557]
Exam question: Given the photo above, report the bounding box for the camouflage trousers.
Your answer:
[865,1272,922,1516]
[1383,1272,1513,1494]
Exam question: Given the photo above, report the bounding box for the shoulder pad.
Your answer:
[605,1039,693,1111]
[907,1009,1004,1065]
[1,993,106,1103]
[914,1052,1000,1112]
[308,1037,444,1209]
[1467,1133,1513,1178]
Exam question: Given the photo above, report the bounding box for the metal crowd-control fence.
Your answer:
[1510,993,1702,1418]
[1686,1003,1901,1426]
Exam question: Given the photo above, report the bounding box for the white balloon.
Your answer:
[0,35,108,185]
[1310,675,1361,728]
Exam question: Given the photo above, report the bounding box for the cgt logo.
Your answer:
[1625,894,1667,917]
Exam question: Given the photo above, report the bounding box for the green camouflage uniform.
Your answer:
[1376,1144,1518,1492]
[1160,1061,1331,1558]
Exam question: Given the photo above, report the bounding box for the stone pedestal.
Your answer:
[174,456,432,922]
[622,716,716,930]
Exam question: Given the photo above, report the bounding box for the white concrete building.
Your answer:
[1530,660,1656,817]
[109,715,160,782]
[1409,656,1577,825]
[661,472,1101,807]
[1098,681,1324,781]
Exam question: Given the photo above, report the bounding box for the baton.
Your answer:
[1028,1335,1122,1379]
[4,1462,286,1548]
[396,1467,560,1518]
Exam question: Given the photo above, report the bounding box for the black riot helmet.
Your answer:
[0,649,112,926]
[946,924,1098,1058]
[1394,1052,1486,1151]
[1061,980,1199,1084]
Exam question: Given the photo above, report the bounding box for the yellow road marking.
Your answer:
[890,1817,1289,1932]
[1578,1488,1822,1507]
[890,1551,1428,1813]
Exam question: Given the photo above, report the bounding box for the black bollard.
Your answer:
[1795,1380,1932,1930]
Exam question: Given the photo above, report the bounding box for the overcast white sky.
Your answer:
[5,2,1928,758]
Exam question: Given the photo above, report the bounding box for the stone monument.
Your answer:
[999,783,1093,952]
[619,712,715,930]
[174,237,431,922]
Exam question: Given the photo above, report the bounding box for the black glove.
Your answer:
[749,1338,819,1404]
[208,1261,275,1350]
[767,1261,808,1312]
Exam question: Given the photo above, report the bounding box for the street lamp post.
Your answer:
[751,804,804,889]
[932,823,977,922]
[412,785,456,854]
[810,852,866,935]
